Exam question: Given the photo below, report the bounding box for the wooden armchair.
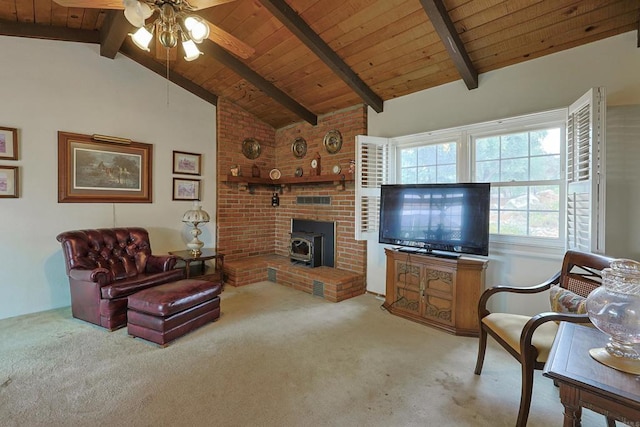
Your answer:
[474,250,613,427]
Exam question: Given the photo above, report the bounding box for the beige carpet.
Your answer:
[1,281,605,426]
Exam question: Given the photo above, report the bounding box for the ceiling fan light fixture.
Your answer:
[182,37,202,61]
[159,29,178,49]
[130,25,154,51]
[184,15,209,44]
[123,0,152,28]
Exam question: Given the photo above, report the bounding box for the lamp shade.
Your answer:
[182,202,210,225]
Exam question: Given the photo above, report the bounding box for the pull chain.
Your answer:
[166,47,170,106]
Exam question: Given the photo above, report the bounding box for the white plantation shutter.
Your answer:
[566,87,606,253]
[355,135,394,240]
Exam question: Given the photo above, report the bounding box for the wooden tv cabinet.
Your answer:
[383,248,488,337]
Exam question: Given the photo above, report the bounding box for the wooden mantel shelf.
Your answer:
[224,173,354,191]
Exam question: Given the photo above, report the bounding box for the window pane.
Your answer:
[500,158,528,181]
[417,166,436,183]
[401,168,416,183]
[490,187,500,209]
[500,186,528,210]
[437,143,456,164]
[500,211,527,235]
[476,160,500,181]
[401,148,417,168]
[530,155,560,180]
[530,128,561,155]
[501,133,528,158]
[417,145,436,166]
[437,164,456,183]
[489,211,499,234]
[530,185,560,210]
[529,211,559,238]
[476,136,500,161]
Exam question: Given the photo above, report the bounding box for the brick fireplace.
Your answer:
[216,99,367,301]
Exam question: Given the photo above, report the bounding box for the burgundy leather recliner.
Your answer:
[56,227,185,330]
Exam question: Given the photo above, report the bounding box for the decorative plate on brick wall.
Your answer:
[323,130,342,154]
[242,138,261,159]
[291,137,307,158]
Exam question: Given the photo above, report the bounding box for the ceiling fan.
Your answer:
[52,0,254,60]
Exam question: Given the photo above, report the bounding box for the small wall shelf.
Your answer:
[225,173,354,191]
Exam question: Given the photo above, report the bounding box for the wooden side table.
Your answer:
[169,248,224,282]
[543,322,640,427]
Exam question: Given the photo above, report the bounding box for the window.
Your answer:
[473,128,563,239]
[356,88,605,252]
[400,141,457,184]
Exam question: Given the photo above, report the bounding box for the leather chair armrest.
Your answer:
[68,267,112,285]
[146,254,178,273]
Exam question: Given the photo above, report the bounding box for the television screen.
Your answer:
[379,183,490,256]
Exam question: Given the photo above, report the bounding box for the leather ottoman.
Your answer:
[127,278,222,346]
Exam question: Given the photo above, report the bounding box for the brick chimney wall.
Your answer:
[217,99,277,260]
[217,99,367,276]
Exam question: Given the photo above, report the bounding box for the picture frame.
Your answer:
[0,166,19,198]
[173,150,202,175]
[57,131,153,203]
[173,178,201,201]
[0,126,18,160]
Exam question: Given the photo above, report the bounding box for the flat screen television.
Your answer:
[379,183,490,257]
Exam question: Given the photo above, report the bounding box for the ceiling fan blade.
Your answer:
[188,0,237,11]
[52,0,236,10]
[205,20,255,59]
[53,0,124,8]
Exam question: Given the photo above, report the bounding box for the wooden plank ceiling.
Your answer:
[0,0,638,129]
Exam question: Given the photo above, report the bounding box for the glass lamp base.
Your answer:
[589,347,640,375]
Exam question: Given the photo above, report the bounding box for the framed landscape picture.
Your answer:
[173,178,201,201]
[0,127,18,160]
[173,151,201,175]
[57,131,153,203]
[0,166,18,198]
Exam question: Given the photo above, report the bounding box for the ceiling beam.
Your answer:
[0,20,99,43]
[200,42,318,126]
[119,42,218,106]
[259,0,384,113]
[100,11,133,59]
[419,0,478,90]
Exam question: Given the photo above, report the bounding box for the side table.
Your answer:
[543,322,640,427]
[169,248,225,283]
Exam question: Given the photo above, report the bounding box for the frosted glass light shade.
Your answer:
[130,26,154,51]
[182,39,202,62]
[184,16,209,43]
[123,0,153,28]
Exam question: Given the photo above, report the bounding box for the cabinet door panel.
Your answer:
[424,295,453,324]
[392,260,421,315]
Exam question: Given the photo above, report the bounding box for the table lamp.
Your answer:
[182,201,210,255]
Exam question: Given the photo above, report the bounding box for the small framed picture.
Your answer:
[173,178,201,201]
[0,166,19,198]
[0,127,18,160]
[173,151,201,175]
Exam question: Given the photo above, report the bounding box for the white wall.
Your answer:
[0,36,217,320]
[366,31,640,315]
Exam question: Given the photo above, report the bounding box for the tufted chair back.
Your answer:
[57,227,154,280]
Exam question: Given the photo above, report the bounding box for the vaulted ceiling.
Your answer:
[0,0,638,129]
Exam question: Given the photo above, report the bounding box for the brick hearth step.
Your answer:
[223,254,365,302]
